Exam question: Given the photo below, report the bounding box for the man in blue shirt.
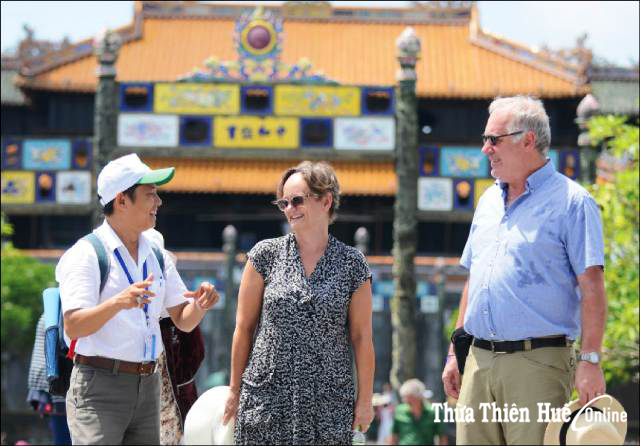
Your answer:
[441,96,607,445]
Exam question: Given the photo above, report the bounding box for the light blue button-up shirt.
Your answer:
[460,160,604,341]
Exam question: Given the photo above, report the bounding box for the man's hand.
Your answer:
[184,281,220,310]
[114,273,155,310]
[442,355,461,399]
[575,360,606,405]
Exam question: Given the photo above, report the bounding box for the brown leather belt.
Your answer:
[75,354,157,376]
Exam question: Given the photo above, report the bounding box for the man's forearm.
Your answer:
[172,301,206,332]
[580,280,607,352]
[64,299,121,339]
[577,266,607,352]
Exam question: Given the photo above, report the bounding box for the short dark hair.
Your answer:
[101,183,140,216]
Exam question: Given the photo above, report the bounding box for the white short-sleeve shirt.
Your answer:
[55,220,191,362]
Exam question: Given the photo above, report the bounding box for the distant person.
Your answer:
[222,161,375,444]
[56,154,219,444]
[441,96,607,444]
[27,314,71,446]
[374,392,394,445]
[389,379,446,446]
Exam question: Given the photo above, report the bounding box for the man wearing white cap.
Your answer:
[56,153,220,445]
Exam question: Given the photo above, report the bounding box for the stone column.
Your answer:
[221,225,238,377]
[576,93,601,184]
[354,226,370,255]
[92,29,121,227]
[390,27,421,390]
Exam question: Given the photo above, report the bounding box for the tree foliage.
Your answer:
[1,213,56,358]
[587,115,639,385]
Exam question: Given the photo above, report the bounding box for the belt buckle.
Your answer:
[139,361,157,376]
[491,341,507,354]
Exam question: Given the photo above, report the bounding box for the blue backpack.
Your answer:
[43,233,164,396]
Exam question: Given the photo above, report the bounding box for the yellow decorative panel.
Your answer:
[1,171,35,204]
[474,178,495,207]
[274,85,361,116]
[154,83,240,114]
[213,116,299,149]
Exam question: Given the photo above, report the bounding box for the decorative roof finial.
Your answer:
[396,27,421,81]
[94,28,122,76]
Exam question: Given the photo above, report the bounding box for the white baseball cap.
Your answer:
[97,153,175,206]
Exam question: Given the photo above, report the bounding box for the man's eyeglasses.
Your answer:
[481,131,523,146]
[272,193,314,212]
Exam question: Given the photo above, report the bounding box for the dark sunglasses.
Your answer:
[481,130,523,146]
[272,193,314,212]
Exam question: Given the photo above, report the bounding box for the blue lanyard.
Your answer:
[113,247,150,326]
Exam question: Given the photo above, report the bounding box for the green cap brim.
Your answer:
[137,167,175,186]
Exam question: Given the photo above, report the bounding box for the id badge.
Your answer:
[143,333,157,361]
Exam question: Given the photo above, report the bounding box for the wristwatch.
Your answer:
[578,351,601,364]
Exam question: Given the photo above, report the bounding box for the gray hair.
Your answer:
[399,379,426,399]
[489,95,551,155]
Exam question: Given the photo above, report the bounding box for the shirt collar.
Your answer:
[97,220,152,263]
[496,158,555,192]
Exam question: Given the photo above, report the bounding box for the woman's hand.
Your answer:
[222,387,240,426]
[352,398,375,432]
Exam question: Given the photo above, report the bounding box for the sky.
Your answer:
[1,1,638,67]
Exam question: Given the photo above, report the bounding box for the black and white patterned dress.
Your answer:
[234,233,372,445]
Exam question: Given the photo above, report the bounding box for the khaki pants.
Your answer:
[66,363,160,445]
[456,345,575,445]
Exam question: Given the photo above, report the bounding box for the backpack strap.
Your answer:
[150,243,165,275]
[82,233,110,294]
[66,233,111,359]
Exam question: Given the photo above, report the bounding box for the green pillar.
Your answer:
[390,27,421,391]
[576,93,601,184]
[92,29,121,228]
[221,225,238,379]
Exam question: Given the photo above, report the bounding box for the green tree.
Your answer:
[1,213,56,358]
[587,115,639,385]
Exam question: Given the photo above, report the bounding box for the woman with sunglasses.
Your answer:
[223,161,375,444]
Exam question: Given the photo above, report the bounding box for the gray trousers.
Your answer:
[66,363,160,445]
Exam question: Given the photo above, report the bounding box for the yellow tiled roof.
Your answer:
[20,3,587,98]
[145,158,396,196]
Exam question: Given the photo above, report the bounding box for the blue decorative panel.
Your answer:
[72,140,92,169]
[23,140,71,170]
[179,116,212,146]
[300,118,333,148]
[419,147,439,176]
[361,87,394,115]
[440,147,488,178]
[241,85,273,115]
[119,83,154,112]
